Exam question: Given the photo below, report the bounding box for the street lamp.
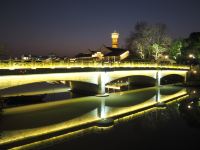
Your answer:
[189,54,195,59]
[188,53,195,70]
[164,55,169,59]
[193,70,197,74]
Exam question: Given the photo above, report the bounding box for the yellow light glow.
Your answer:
[0,69,188,91]
[92,52,104,60]
[193,70,197,74]
[189,54,195,58]
[164,55,169,59]
[111,32,119,39]
[105,85,121,90]
[105,90,187,119]
[0,60,189,70]
[9,126,111,150]
[120,51,129,60]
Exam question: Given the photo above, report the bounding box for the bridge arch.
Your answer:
[106,70,157,84]
[106,75,156,87]
[69,81,99,94]
[161,74,185,85]
[0,70,188,95]
[160,70,187,80]
[0,72,100,90]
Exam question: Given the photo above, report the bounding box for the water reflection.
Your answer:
[98,98,106,119]
[0,85,199,149]
[179,97,200,128]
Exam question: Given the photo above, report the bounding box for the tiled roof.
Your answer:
[105,47,127,56]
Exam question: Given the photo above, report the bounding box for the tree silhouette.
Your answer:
[126,22,171,60]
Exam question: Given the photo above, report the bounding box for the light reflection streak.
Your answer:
[10,126,113,150]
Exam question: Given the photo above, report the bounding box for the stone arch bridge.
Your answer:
[0,69,188,95]
[0,60,189,94]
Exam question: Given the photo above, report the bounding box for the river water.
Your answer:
[0,83,200,150]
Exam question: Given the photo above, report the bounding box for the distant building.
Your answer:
[101,46,129,61]
[75,50,104,61]
[91,51,104,60]
[21,53,63,61]
[74,31,130,61]
[21,54,32,60]
[101,31,130,61]
[48,53,58,60]
[75,52,92,59]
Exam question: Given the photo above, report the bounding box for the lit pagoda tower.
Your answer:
[111,31,119,48]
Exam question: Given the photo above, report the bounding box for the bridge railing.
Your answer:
[0,59,190,70]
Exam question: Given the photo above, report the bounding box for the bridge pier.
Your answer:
[97,72,109,96]
[184,73,187,83]
[156,71,161,86]
[155,72,166,107]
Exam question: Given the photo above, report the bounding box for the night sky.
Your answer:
[0,0,200,57]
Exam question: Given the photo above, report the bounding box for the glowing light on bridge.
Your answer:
[0,60,190,70]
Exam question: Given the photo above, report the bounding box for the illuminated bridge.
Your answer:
[0,60,190,94]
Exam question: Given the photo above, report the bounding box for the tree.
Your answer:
[181,32,200,64]
[126,22,171,60]
[151,43,166,60]
[169,39,182,60]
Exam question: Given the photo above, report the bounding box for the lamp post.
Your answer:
[188,53,196,83]
[189,54,195,59]
[188,54,195,70]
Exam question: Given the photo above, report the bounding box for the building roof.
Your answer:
[75,53,91,58]
[104,47,128,56]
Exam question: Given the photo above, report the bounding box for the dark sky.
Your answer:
[0,0,200,57]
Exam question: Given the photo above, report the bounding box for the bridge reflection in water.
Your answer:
[0,86,190,149]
